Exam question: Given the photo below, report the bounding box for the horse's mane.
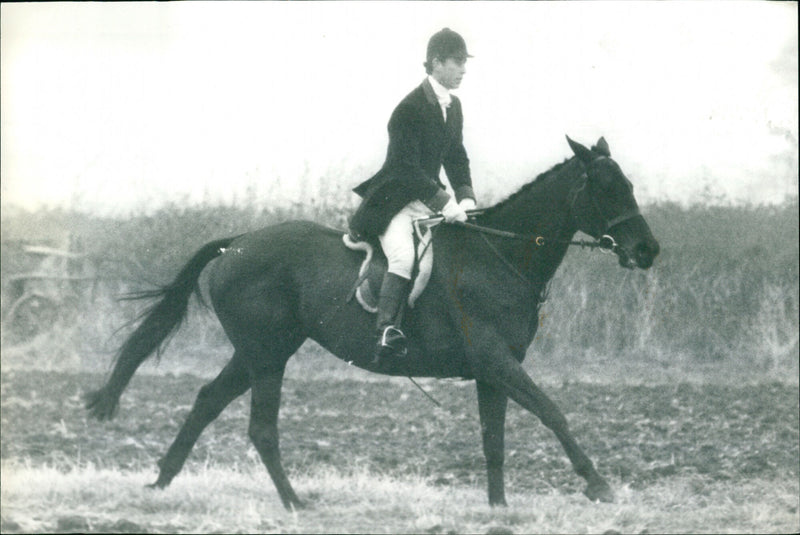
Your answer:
[482,157,576,217]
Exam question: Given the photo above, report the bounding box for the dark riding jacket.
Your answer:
[349,78,475,237]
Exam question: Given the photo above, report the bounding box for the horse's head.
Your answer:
[566,136,660,269]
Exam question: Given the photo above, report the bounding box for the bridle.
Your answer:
[567,156,642,238]
[413,156,642,287]
[415,160,639,253]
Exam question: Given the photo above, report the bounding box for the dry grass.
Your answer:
[2,200,797,379]
[2,460,797,534]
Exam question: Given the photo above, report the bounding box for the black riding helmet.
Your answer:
[424,28,473,72]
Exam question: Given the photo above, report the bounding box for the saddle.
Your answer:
[342,226,434,313]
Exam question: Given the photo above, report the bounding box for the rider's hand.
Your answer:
[459,198,476,212]
[441,198,468,223]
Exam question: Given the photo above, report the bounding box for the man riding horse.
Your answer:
[85,27,661,510]
[350,28,477,364]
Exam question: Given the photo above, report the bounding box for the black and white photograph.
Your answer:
[1,2,797,533]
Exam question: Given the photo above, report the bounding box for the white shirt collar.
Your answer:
[427,75,451,107]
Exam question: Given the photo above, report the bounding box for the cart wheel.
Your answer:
[3,294,59,343]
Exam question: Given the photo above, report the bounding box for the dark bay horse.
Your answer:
[86,136,659,510]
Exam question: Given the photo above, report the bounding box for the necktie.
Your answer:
[437,94,451,121]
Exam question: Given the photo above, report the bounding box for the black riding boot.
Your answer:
[372,272,411,365]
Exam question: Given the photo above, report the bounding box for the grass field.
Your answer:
[1,364,798,533]
[1,200,798,532]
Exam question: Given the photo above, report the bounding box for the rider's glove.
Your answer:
[459,198,476,212]
[441,198,468,223]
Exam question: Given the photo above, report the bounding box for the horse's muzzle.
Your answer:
[613,236,659,270]
[623,239,659,269]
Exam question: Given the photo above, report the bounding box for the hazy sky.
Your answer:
[1,1,797,215]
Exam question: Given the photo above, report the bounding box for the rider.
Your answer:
[349,28,477,363]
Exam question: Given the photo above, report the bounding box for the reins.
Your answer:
[415,210,620,254]
[453,219,619,251]
[475,230,532,288]
[411,201,621,302]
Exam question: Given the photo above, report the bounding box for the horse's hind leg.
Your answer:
[247,363,303,511]
[150,356,249,489]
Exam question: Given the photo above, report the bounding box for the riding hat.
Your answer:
[426,28,472,63]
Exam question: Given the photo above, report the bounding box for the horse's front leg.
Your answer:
[476,380,508,506]
[469,339,614,503]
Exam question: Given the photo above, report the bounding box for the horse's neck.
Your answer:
[478,163,580,283]
[483,162,579,237]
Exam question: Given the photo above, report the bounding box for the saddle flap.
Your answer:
[342,233,433,313]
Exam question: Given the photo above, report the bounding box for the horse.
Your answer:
[85,136,660,510]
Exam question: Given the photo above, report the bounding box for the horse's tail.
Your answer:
[85,236,239,421]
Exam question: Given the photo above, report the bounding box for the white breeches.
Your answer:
[379,200,433,279]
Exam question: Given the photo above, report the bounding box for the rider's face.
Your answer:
[432,56,467,90]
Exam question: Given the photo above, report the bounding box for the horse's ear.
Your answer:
[593,137,610,157]
[566,135,595,165]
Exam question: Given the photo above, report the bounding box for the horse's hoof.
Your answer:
[284,499,307,511]
[145,480,167,490]
[584,480,614,503]
[84,389,119,421]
